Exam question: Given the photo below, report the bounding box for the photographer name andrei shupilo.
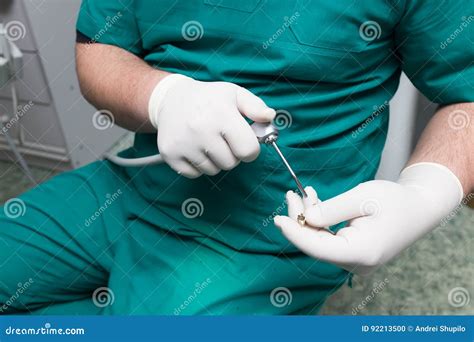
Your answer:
[414,325,466,333]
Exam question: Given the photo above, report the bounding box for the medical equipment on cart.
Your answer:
[0,23,36,184]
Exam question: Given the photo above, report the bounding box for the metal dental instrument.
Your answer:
[107,122,308,198]
[252,123,336,234]
[251,122,308,198]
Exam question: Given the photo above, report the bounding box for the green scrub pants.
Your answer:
[0,156,356,315]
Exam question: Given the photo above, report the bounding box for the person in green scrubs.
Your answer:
[0,0,473,315]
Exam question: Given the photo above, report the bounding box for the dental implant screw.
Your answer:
[297,213,306,226]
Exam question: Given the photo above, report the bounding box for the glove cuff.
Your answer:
[148,73,192,128]
[399,162,464,209]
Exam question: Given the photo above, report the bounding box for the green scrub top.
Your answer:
[75,0,474,314]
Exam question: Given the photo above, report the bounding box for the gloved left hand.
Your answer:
[274,162,464,275]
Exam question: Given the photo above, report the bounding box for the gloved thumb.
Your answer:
[236,87,276,122]
[304,184,370,228]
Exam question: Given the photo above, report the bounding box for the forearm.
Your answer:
[407,102,474,195]
[75,42,170,132]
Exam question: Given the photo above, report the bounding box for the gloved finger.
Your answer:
[166,158,202,179]
[304,184,369,228]
[303,186,319,209]
[286,191,304,221]
[187,154,221,176]
[222,115,260,162]
[236,87,276,123]
[274,215,356,265]
[205,139,240,171]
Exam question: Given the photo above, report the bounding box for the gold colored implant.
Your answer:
[297,213,306,226]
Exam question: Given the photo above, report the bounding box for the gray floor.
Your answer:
[322,205,473,315]
[1,160,473,315]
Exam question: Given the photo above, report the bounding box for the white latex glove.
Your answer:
[148,74,276,178]
[274,162,464,275]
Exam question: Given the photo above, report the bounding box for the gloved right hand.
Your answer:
[148,74,276,178]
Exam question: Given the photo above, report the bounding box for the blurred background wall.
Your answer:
[0,0,125,171]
